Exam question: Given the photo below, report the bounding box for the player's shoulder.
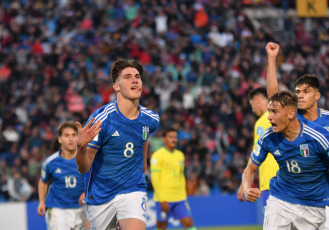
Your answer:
[90,102,116,122]
[258,126,275,145]
[175,149,184,156]
[152,147,164,158]
[140,105,160,123]
[320,108,329,117]
[303,120,329,141]
[43,151,60,168]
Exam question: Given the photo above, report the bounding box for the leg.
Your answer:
[86,199,118,230]
[155,201,170,230]
[116,192,148,230]
[74,206,90,230]
[263,196,292,230]
[46,208,72,230]
[180,217,195,229]
[156,220,168,230]
[172,200,196,230]
[118,218,146,230]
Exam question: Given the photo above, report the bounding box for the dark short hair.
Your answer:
[57,121,78,136]
[295,74,320,90]
[110,59,144,83]
[248,87,268,101]
[162,128,177,137]
[269,91,298,109]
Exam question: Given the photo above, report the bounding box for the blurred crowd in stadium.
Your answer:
[1,0,329,202]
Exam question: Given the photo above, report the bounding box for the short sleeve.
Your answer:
[86,114,104,150]
[251,142,268,166]
[41,160,51,182]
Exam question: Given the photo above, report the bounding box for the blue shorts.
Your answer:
[155,200,192,222]
[261,190,270,208]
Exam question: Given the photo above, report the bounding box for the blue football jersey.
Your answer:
[85,101,159,205]
[297,108,329,131]
[251,120,329,207]
[41,150,85,209]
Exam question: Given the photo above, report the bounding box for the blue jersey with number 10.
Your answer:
[41,150,85,209]
[85,101,159,205]
[251,119,329,207]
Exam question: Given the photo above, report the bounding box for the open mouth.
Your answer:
[131,86,140,91]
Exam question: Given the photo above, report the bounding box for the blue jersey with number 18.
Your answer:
[251,119,329,207]
[85,101,159,205]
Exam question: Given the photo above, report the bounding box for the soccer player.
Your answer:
[75,59,159,230]
[242,91,329,229]
[237,87,279,207]
[150,128,197,230]
[266,42,329,229]
[37,121,87,230]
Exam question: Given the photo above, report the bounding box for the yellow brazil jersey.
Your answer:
[255,111,279,191]
[150,147,186,202]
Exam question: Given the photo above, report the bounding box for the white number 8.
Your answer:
[124,142,134,157]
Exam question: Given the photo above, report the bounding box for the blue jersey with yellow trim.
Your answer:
[251,119,329,207]
[41,150,85,209]
[85,101,159,205]
[297,108,329,132]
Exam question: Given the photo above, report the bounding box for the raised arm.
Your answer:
[266,42,280,98]
[75,118,102,173]
[242,161,261,202]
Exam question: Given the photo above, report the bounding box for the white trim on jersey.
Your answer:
[141,107,159,121]
[95,103,116,122]
[321,109,329,116]
[258,128,274,145]
[304,126,329,150]
[43,152,60,168]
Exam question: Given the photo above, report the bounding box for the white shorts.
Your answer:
[264,195,325,230]
[324,206,329,230]
[87,191,147,230]
[46,206,87,230]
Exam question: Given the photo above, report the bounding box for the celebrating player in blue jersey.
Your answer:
[266,42,329,229]
[76,59,159,230]
[242,91,329,229]
[37,121,87,230]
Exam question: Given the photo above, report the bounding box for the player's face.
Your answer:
[295,84,320,110]
[267,101,290,133]
[163,131,178,150]
[114,67,142,100]
[58,127,78,152]
[249,97,262,117]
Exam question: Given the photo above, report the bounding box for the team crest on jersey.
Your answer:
[300,144,310,157]
[143,126,150,140]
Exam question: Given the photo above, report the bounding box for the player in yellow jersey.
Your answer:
[150,128,197,230]
[237,87,279,207]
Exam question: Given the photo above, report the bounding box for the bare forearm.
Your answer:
[267,57,278,98]
[242,167,255,193]
[75,145,91,174]
[38,181,48,203]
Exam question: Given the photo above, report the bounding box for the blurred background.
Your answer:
[0,0,329,229]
